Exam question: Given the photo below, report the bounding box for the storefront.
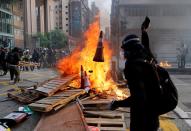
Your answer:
[0,0,14,48]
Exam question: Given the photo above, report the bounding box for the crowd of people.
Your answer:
[0,47,68,84]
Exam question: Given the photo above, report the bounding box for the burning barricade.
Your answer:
[57,18,128,101]
[5,18,129,131]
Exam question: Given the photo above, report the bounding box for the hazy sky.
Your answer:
[89,0,112,29]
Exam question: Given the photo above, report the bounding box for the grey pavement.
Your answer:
[0,68,58,131]
[170,74,191,130]
[0,68,191,130]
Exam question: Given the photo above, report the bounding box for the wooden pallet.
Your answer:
[7,91,40,104]
[35,75,78,96]
[82,99,113,111]
[84,111,126,131]
[29,89,86,112]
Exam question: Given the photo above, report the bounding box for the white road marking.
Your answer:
[174,107,191,127]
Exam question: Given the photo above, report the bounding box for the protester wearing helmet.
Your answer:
[110,34,161,131]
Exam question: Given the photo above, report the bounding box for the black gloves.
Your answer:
[109,100,119,110]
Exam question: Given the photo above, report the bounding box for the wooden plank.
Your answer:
[84,101,127,131]
[29,90,86,112]
[54,91,77,96]
[64,89,84,92]
[82,99,113,105]
[34,103,88,131]
[50,80,66,83]
[86,118,124,123]
[36,87,53,95]
[99,126,126,131]
[7,92,40,104]
[36,99,59,105]
[29,103,52,112]
[35,74,78,96]
[44,83,61,86]
[49,94,72,97]
[84,111,124,119]
[47,81,65,84]
[42,85,55,89]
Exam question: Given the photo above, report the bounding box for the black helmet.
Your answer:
[121,34,146,60]
[121,34,141,50]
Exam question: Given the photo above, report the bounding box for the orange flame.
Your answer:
[159,61,172,68]
[57,17,128,99]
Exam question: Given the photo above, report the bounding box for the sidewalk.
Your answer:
[0,69,58,131]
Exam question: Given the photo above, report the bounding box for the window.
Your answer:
[65,6,68,8]
[0,11,13,34]
[65,12,68,14]
[66,30,68,32]
[66,24,68,26]
[66,18,68,20]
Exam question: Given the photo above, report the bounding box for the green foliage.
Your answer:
[37,29,68,49]
[50,29,68,49]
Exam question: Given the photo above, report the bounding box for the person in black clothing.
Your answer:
[141,16,156,62]
[110,35,161,131]
[0,47,7,75]
[6,47,20,83]
[32,49,40,63]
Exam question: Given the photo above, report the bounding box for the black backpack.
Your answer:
[154,65,178,115]
[137,59,178,115]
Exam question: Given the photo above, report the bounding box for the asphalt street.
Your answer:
[0,69,191,131]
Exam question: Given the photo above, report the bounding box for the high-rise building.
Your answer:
[69,0,90,38]
[0,0,14,48]
[54,0,69,34]
[24,0,56,49]
[13,0,24,48]
[111,0,191,63]
[24,0,37,49]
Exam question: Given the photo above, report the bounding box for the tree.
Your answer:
[37,32,51,48]
[49,29,68,49]
[37,29,68,49]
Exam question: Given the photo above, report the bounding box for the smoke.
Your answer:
[89,0,111,30]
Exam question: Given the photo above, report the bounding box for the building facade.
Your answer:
[24,0,56,49]
[13,0,24,48]
[111,0,191,64]
[54,0,69,34]
[0,0,14,48]
[69,0,90,38]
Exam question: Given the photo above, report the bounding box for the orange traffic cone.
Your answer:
[81,65,84,88]
[93,31,104,62]
[84,71,91,93]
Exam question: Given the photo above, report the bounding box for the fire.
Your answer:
[159,61,172,68]
[57,17,128,100]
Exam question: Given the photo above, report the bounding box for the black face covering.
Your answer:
[124,50,130,59]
